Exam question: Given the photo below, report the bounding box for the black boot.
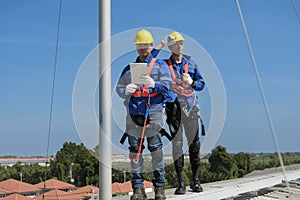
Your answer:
[190,179,203,193]
[130,187,147,200]
[174,181,186,195]
[154,186,166,200]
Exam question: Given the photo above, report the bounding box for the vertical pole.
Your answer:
[99,0,111,199]
[123,171,126,183]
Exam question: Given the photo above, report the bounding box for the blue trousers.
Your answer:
[128,133,165,188]
[126,111,165,189]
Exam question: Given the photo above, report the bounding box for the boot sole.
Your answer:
[174,189,186,195]
[191,188,203,193]
[131,197,147,200]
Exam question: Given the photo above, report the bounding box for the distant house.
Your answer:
[0,157,54,167]
[0,178,155,199]
[112,180,153,196]
[70,185,99,199]
[0,188,12,198]
[34,178,76,192]
[2,193,32,200]
[0,179,41,198]
[33,189,76,200]
[0,178,99,200]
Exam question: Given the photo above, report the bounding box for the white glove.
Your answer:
[161,35,172,46]
[125,84,138,95]
[182,73,193,85]
[142,75,155,88]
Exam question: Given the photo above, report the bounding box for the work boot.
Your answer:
[154,187,166,200]
[174,181,186,195]
[190,179,203,193]
[130,187,147,200]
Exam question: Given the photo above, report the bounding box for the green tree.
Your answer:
[17,163,47,184]
[234,152,252,177]
[50,142,98,186]
[164,163,177,188]
[198,163,212,183]
[0,166,9,181]
[208,145,238,180]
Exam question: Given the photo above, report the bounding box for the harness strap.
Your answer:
[148,57,157,75]
[131,86,160,97]
[167,59,188,79]
[132,58,159,98]
[132,57,157,162]
[134,96,151,162]
[167,59,194,97]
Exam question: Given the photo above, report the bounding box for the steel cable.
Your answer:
[43,0,63,199]
[235,0,291,197]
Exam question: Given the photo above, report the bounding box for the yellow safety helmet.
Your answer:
[167,31,185,46]
[134,29,154,44]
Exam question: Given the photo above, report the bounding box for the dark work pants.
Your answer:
[171,107,200,182]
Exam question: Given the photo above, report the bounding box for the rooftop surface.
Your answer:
[113,165,300,200]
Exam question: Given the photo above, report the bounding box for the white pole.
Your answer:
[99,0,111,199]
[91,188,95,200]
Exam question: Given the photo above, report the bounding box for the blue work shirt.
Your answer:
[166,55,205,109]
[117,54,175,116]
[151,48,160,58]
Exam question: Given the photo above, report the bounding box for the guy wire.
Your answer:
[43,0,63,199]
[235,0,291,197]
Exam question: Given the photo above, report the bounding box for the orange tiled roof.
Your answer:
[120,181,132,193]
[144,180,153,188]
[34,179,76,190]
[0,187,12,195]
[2,194,32,200]
[112,182,123,194]
[33,189,82,200]
[71,185,99,195]
[112,181,153,195]
[0,179,39,193]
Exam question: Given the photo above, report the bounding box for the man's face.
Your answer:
[169,41,184,55]
[136,43,152,58]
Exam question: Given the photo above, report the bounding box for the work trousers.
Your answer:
[172,106,200,180]
[127,111,165,189]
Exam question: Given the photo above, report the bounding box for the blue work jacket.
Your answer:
[117,54,175,116]
[166,55,205,109]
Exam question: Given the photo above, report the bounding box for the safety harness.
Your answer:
[167,58,206,136]
[120,58,172,162]
[167,58,197,114]
[131,58,159,98]
[167,59,193,97]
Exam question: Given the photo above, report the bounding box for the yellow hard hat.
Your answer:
[167,31,185,46]
[134,29,154,44]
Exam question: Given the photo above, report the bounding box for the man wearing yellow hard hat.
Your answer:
[164,31,205,195]
[116,29,175,200]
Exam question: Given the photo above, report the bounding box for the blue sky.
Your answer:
[0,0,299,156]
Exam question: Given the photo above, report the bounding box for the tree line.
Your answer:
[1,142,300,188]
